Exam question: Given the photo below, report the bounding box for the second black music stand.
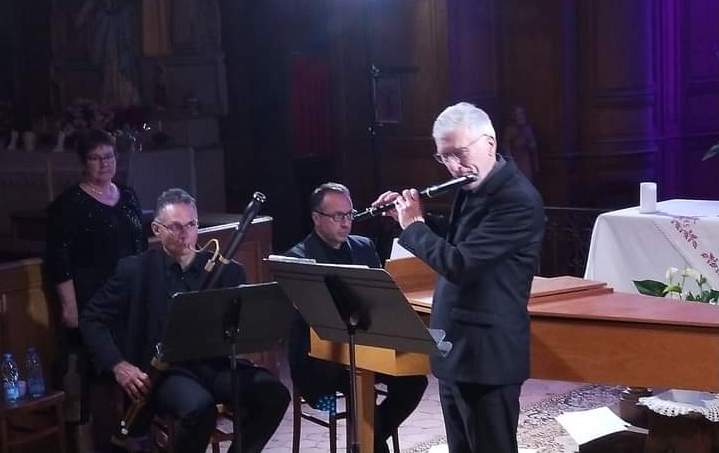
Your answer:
[162,282,293,452]
[268,258,449,453]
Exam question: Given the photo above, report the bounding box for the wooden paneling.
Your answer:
[447,0,499,107]
[6,0,719,240]
[572,0,659,206]
[499,0,563,134]
[589,1,655,94]
[682,0,719,132]
[0,259,58,386]
[215,0,719,235]
[492,0,719,206]
[497,0,577,204]
[658,0,719,199]
[3,0,53,121]
[329,0,450,209]
[684,0,719,82]
[219,0,716,230]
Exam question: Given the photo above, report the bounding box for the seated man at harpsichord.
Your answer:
[284,182,428,453]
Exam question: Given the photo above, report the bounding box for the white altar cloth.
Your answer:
[584,199,719,292]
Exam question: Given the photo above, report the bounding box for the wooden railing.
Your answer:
[540,207,610,277]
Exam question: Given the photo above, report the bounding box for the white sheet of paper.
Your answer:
[267,254,316,264]
[556,407,629,445]
[267,255,369,269]
[390,238,415,259]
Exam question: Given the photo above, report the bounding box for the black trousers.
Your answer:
[337,373,428,453]
[153,360,290,453]
[438,380,522,453]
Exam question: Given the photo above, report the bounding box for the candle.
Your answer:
[639,182,657,214]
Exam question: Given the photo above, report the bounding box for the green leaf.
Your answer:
[633,280,667,297]
[709,290,719,302]
[702,143,719,161]
[700,290,712,302]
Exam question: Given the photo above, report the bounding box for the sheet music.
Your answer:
[266,255,369,269]
[267,254,316,264]
[390,238,415,259]
[556,407,646,445]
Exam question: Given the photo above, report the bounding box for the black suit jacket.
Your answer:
[79,248,246,373]
[399,159,544,385]
[284,233,381,405]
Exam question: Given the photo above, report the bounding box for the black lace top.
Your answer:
[45,184,148,308]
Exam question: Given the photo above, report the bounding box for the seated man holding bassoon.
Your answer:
[80,188,290,453]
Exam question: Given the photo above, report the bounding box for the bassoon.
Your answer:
[112,192,267,445]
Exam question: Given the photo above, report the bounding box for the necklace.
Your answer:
[82,182,116,198]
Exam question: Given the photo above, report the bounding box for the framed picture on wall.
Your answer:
[372,75,402,124]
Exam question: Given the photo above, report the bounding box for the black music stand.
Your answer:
[267,258,450,453]
[162,282,293,452]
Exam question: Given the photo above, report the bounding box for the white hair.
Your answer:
[432,102,496,141]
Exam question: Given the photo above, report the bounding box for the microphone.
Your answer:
[353,173,478,222]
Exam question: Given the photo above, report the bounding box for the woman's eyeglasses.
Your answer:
[86,153,116,164]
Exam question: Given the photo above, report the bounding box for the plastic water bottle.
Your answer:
[25,347,46,397]
[2,353,20,402]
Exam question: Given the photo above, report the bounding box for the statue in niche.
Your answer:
[75,0,141,107]
[502,105,539,183]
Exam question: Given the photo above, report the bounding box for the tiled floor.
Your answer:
[214,376,581,452]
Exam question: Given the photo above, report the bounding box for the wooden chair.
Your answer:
[151,404,235,453]
[291,386,400,453]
